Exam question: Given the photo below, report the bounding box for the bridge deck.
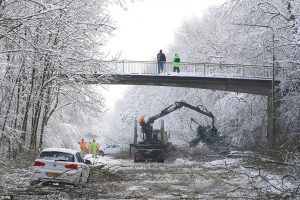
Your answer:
[76,74,278,96]
[67,60,296,95]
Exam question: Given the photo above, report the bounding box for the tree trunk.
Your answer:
[39,87,52,149]
[22,67,35,133]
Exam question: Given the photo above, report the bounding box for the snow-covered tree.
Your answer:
[0,0,122,158]
[167,0,299,151]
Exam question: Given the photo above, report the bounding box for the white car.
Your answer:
[30,148,91,186]
[99,144,129,156]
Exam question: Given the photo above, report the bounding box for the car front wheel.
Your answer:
[99,150,104,156]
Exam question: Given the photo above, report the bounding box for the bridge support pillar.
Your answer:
[267,95,276,149]
[267,90,282,150]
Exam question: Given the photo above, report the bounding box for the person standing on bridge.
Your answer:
[173,53,180,73]
[157,50,166,74]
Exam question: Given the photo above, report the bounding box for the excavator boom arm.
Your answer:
[147,103,183,124]
[147,101,214,126]
[140,101,215,143]
[178,102,215,126]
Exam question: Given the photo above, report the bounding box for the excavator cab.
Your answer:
[131,120,169,163]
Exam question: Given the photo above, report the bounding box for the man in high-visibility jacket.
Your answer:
[139,115,151,137]
[173,53,181,73]
[139,115,145,124]
[88,142,92,154]
[90,139,98,158]
[96,143,100,155]
[79,139,87,156]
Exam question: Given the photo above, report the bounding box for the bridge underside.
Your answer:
[81,74,278,96]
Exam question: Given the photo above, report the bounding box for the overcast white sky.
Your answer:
[103,0,227,108]
[105,0,227,61]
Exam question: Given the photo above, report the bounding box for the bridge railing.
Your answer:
[103,61,272,78]
[100,61,288,79]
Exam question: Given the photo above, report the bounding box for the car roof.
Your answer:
[41,147,78,154]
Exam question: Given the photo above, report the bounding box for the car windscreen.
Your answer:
[39,151,75,162]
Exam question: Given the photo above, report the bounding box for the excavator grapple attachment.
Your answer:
[189,125,219,147]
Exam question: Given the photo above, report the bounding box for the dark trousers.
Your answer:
[173,67,180,73]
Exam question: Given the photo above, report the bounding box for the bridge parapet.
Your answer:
[95,61,291,80]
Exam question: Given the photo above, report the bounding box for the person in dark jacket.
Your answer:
[157,50,166,74]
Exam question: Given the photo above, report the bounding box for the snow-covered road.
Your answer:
[0,155,299,199]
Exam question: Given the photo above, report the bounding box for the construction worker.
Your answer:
[173,53,180,73]
[78,139,87,156]
[90,139,98,158]
[96,143,100,155]
[139,115,145,124]
[139,115,150,137]
[88,142,92,154]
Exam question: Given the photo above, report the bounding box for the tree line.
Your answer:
[168,0,299,159]
[0,0,122,159]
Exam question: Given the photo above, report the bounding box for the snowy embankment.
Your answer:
[0,154,299,199]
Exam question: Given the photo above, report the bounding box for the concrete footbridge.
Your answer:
[67,60,288,95]
[63,60,298,148]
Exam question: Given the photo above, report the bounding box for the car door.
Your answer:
[76,153,89,182]
[111,144,120,154]
[104,145,113,154]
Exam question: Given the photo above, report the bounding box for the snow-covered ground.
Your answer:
[0,153,299,199]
